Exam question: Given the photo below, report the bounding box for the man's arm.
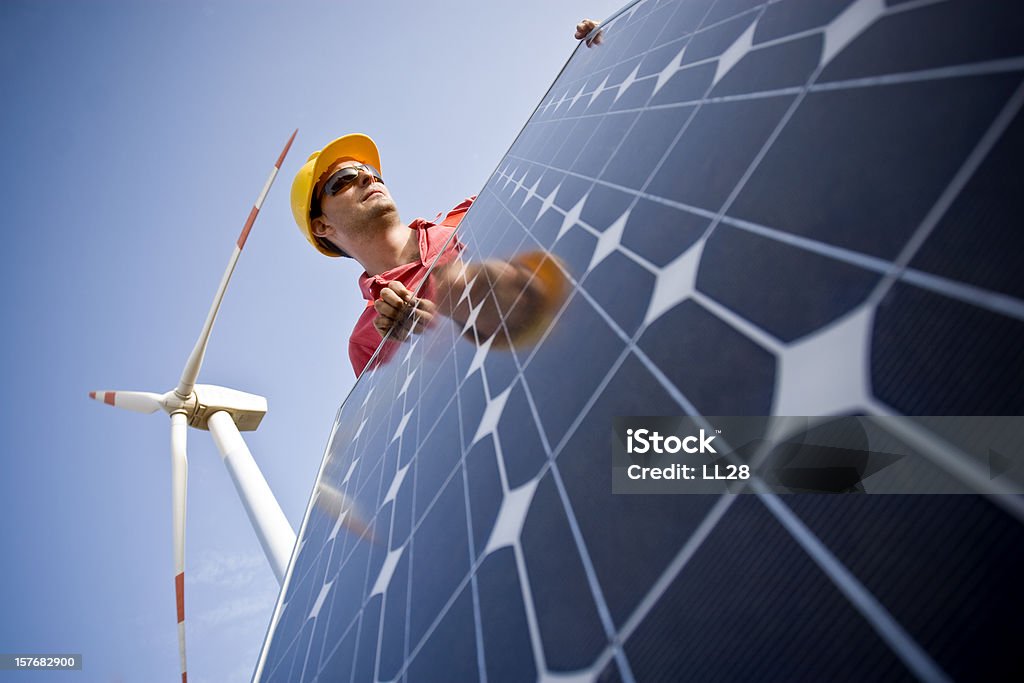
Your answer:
[370,251,567,351]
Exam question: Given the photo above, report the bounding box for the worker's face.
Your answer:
[314,158,397,243]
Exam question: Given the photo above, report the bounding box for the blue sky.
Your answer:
[0,1,623,680]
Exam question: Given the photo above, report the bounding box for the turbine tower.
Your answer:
[89,129,299,683]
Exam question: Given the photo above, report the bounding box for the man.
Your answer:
[292,133,576,377]
[290,133,471,375]
[289,21,598,376]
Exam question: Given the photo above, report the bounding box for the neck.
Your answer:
[352,219,420,277]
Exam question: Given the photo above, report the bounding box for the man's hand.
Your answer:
[575,18,603,47]
[373,281,436,342]
[438,260,522,342]
[435,251,568,348]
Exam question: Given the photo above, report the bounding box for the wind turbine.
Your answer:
[89,130,299,683]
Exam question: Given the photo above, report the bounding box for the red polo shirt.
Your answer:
[349,197,474,376]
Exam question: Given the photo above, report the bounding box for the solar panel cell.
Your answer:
[871,283,1024,414]
[647,95,797,210]
[754,0,856,44]
[908,110,1024,300]
[697,225,879,341]
[406,585,479,682]
[638,300,777,415]
[709,33,822,95]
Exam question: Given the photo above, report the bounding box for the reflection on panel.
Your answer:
[256,1,1024,681]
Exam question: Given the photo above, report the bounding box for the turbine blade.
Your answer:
[170,412,189,683]
[175,128,299,398]
[88,390,163,414]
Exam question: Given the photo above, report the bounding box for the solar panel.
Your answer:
[254,1,1024,680]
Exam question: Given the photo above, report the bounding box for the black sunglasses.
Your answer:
[322,163,383,196]
[310,163,384,219]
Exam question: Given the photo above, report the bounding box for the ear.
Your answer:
[311,216,334,239]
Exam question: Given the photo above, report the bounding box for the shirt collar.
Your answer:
[356,218,439,302]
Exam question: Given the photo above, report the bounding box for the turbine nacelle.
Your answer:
[187,384,266,432]
[89,385,267,432]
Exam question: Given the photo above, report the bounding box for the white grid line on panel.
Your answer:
[317,603,360,681]
[547,462,639,683]
[453,353,491,683]
[346,601,369,683]
[897,269,1024,322]
[861,404,1024,524]
[867,76,1024,308]
[371,521,401,678]
[399,439,415,682]
[460,464,489,683]
[755,486,954,683]
[490,429,552,678]
[296,620,318,683]
[613,493,737,646]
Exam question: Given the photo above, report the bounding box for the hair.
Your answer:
[315,234,349,258]
[309,161,360,258]
[309,187,350,258]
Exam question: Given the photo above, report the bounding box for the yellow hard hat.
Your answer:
[290,133,383,257]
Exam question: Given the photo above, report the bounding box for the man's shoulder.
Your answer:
[433,196,476,228]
